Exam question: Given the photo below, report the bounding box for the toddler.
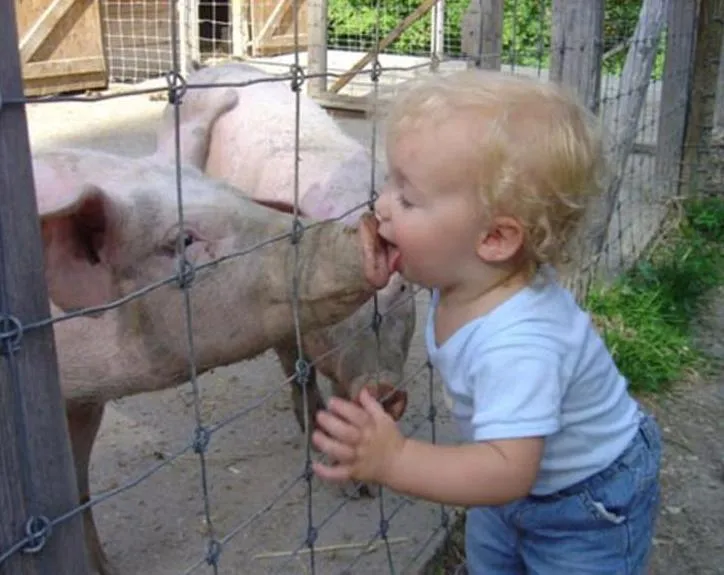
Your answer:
[311,68,662,574]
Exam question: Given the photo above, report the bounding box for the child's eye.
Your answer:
[398,196,413,208]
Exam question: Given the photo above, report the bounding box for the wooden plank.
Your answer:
[0,2,92,574]
[19,0,78,63]
[23,56,105,80]
[329,0,441,94]
[656,0,698,196]
[680,0,724,193]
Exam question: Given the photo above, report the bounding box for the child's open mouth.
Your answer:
[380,237,401,274]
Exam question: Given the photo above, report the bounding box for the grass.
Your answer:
[421,194,724,574]
[586,195,724,395]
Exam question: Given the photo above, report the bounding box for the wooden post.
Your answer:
[549,0,604,298]
[307,0,328,98]
[715,35,724,130]
[231,0,249,58]
[178,0,200,74]
[549,0,605,114]
[0,3,91,575]
[680,0,724,195]
[656,0,698,198]
[430,0,446,69]
[461,0,503,70]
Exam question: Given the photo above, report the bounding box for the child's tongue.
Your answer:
[388,244,402,274]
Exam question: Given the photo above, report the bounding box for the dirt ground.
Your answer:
[644,287,724,575]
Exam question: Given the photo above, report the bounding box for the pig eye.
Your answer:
[161,230,198,256]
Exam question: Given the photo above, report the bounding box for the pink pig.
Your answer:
[35,88,395,575]
[155,61,415,441]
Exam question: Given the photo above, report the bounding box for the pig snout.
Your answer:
[358,212,392,289]
[350,373,409,422]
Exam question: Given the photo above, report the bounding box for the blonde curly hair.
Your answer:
[383,68,607,276]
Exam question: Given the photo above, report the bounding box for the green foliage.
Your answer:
[326,0,667,78]
[585,196,724,394]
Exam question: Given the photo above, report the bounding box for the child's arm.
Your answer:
[312,389,544,507]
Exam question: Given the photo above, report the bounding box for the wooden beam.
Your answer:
[329,0,441,94]
[0,2,91,574]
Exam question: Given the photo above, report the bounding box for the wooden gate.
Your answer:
[249,0,308,57]
[15,0,108,97]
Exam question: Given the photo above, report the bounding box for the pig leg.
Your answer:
[273,343,326,440]
[66,403,117,575]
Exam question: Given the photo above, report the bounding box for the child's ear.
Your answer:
[476,216,525,263]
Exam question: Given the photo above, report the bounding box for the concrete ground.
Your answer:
[24,85,460,574]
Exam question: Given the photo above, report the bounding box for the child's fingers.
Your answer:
[311,429,357,464]
[358,386,391,420]
[315,409,361,445]
[327,396,371,428]
[311,460,352,484]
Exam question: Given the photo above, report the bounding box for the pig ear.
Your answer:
[38,182,120,312]
[251,198,307,217]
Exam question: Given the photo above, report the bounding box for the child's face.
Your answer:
[374,115,490,290]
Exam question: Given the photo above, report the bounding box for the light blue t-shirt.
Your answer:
[425,272,641,496]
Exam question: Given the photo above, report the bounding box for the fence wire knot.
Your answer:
[288,64,306,92]
[21,516,51,555]
[176,258,196,289]
[192,425,211,454]
[427,404,437,423]
[205,539,222,566]
[370,60,383,83]
[0,314,23,355]
[290,219,305,245]
[378,518,389,538]
[305,526,318,548]
[367,192,379,208]
[294,358,311,389]
[165,70,188,105]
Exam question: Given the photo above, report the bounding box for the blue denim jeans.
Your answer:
[464,411,662,574]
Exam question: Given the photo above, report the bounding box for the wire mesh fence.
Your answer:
[1,0,722,574]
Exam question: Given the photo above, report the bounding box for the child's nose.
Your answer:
[373,190,390,222]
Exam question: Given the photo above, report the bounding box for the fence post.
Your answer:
[548,0,604,299]
[549,0,605,115]
[680,0,724,196]
[461,0,503,70]
[0,4,91,575]
[656,0,699,200]
[307,0,328,98]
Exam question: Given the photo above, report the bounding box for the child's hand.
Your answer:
[311,386,406,485]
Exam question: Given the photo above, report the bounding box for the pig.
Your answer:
[154,61,416,447]
[35,90,394,575]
